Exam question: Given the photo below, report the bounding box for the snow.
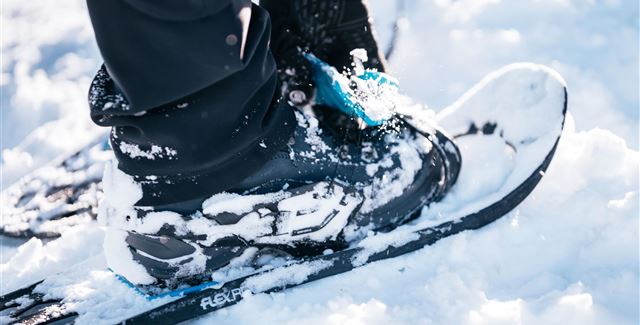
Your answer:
[118,142,177,160]
[308,52,402,125]
[360,132,426,213]
[294,109,335,160]
[242,260,334,293]
[271,183,358,243]
[0,137,108,236]
[352,231,420,267]
[99,160,142,210]
[375,0,638,150]
[419,63,567,224]
[103,229,156,285]
[1,0,102,189]
[101,181,363,283]
[0,224,105,294]
[1,0,638,324]
[202,192,285,217]
[350,48,369,76]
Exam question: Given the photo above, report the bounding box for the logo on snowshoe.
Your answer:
[200,287,247,310]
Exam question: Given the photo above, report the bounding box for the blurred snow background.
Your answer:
[1,0,102,189]
[373,0,638,149]
[1,0,638,324]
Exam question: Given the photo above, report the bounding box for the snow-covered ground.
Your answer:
[1,0,638,324]
[375,0,638,150]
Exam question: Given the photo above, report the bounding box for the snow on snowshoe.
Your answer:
[0,63,566,325]
[0,135,110,239]
[406,62,567,225]
[120,63,567,324]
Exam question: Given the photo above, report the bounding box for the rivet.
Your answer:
[225,34,238,46]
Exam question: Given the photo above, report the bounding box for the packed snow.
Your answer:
[101,179,363,285]
[117,142,177,160]
[1,0,638,324]
[242,259,334,293]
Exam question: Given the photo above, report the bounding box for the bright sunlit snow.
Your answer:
[1,0,638,324]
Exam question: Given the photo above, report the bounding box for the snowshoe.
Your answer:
[0,135,110,238]
[0,62,567,325]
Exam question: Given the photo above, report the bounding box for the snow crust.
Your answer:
[101,181,363,283]
[202,192,284,217]
[1,1,638,324]
[242,259,334,293]
[118,142,177,160]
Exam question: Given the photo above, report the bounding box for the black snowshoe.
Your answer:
[0,62,567,325]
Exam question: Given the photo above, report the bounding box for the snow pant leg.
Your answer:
[86,0,296,206]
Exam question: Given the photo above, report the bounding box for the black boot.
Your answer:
[103,109,458,284]
[101,0,460,285]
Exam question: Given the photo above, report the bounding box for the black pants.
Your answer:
[87,0,295,206]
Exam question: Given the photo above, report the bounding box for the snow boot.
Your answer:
[101,108,459,285]
[100,0,459,287]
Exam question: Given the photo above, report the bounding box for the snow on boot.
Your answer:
[101,105,458,285]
